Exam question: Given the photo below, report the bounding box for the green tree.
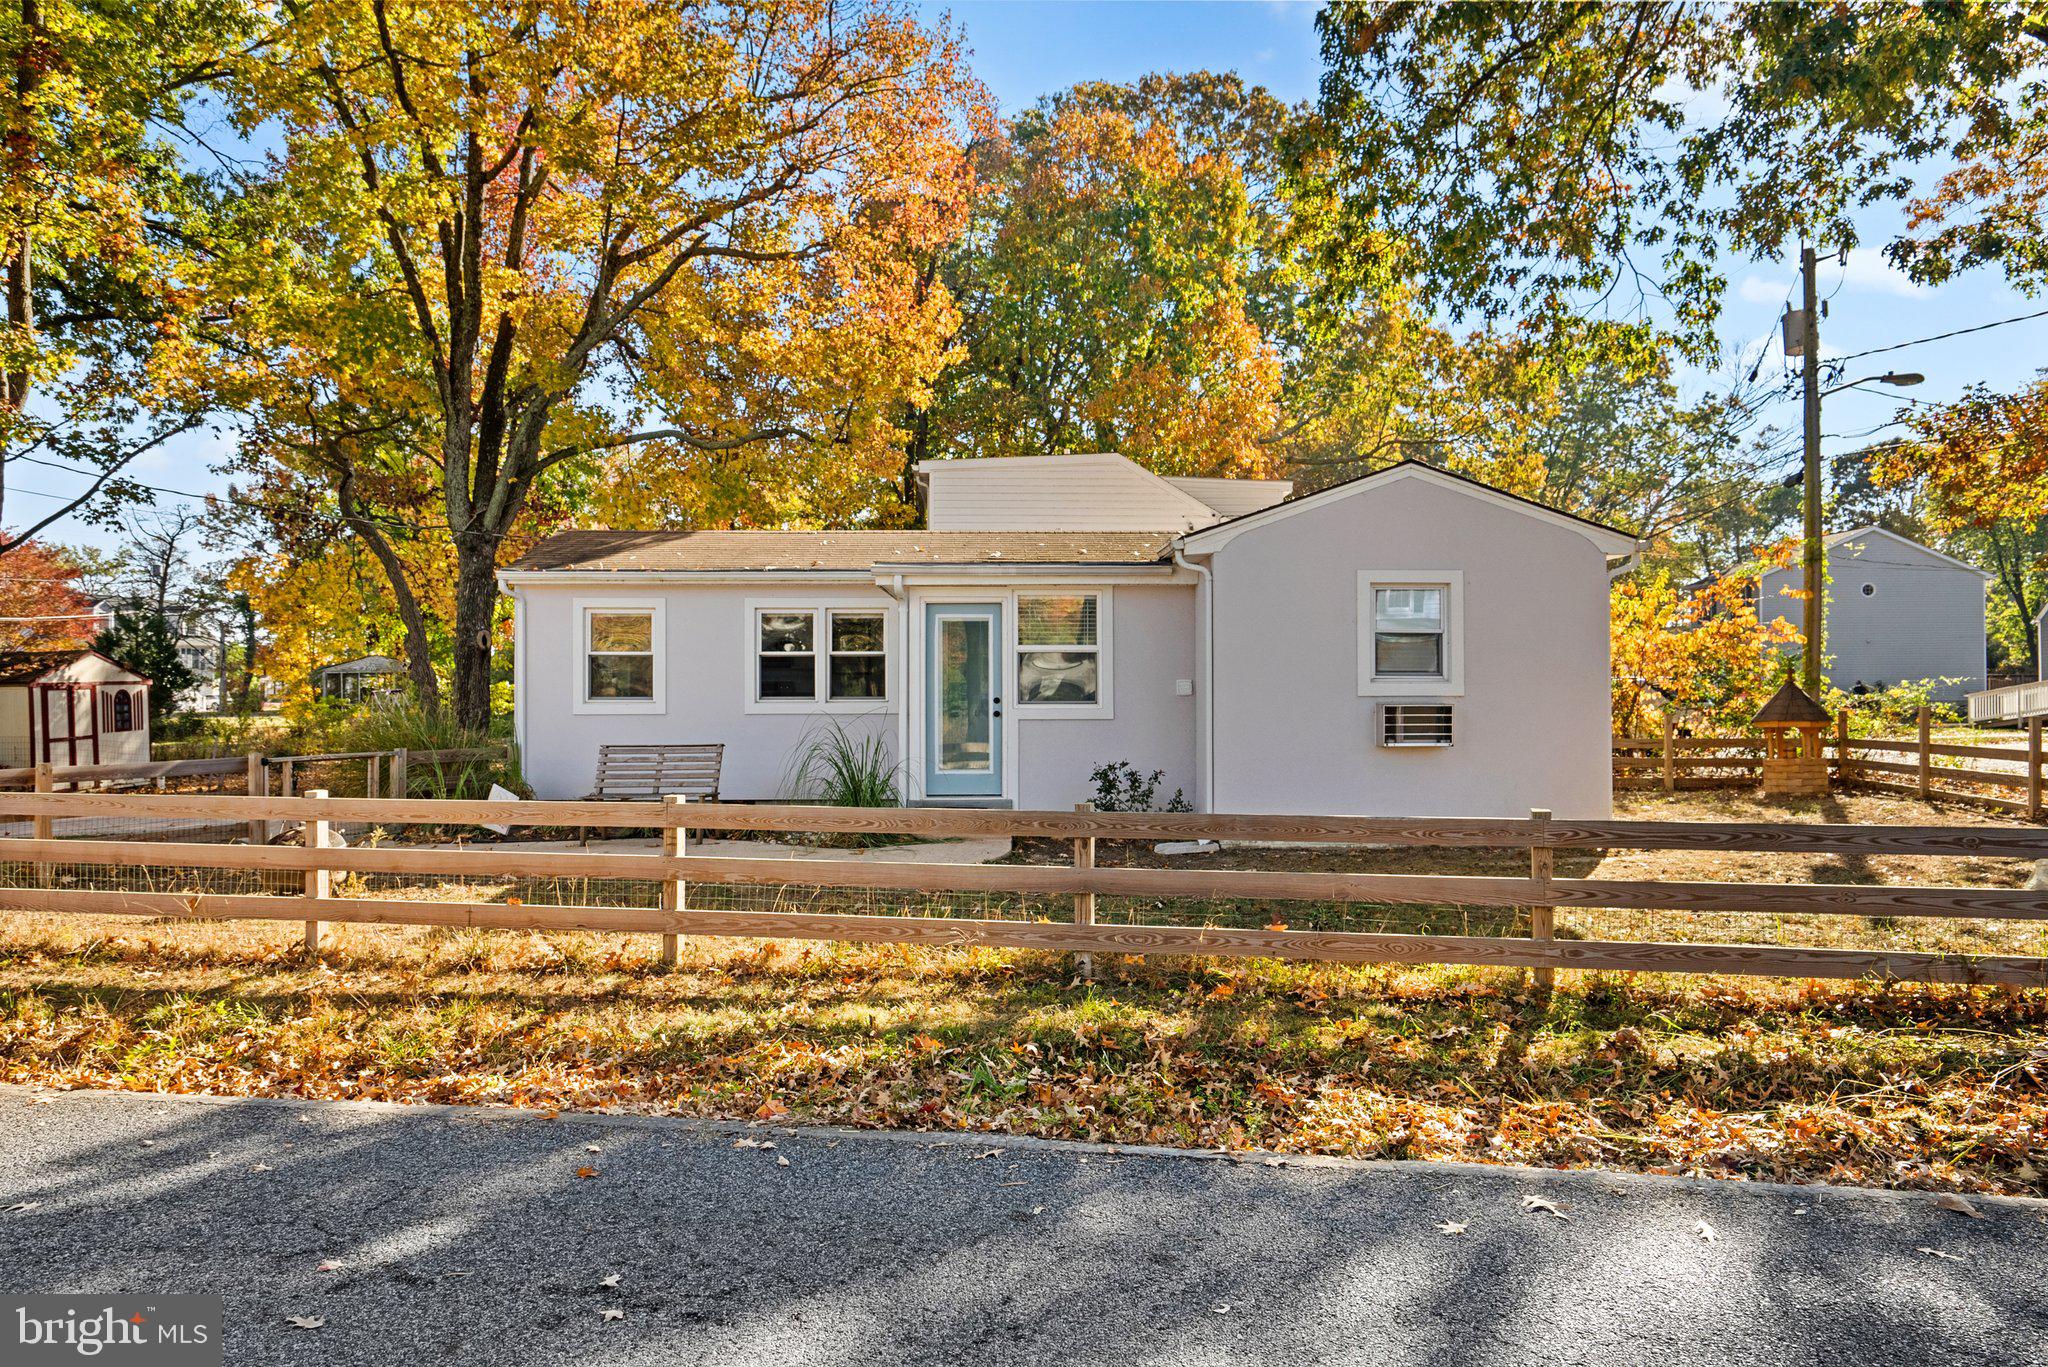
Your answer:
[1297,3,2047,358]
[93,610,196,720]
[0,0,241,549]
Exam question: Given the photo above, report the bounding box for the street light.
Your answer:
[1821,371,1924,398]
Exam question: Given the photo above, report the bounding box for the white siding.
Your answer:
[512,580,1197,809]
[1164,476,1292,518]
[922,454,1222,532]
[1759,530,1987,701]
[515,583,901,801]
[1202,475,1614,819]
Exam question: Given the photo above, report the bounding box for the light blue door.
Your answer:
[924,602,1003,797]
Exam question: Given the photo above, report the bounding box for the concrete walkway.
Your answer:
[2,1086,2043,1366]
[455,834,1013,863]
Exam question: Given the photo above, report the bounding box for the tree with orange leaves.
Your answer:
[203,0,986,727]
[0,537,94,652]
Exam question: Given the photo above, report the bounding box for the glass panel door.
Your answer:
[924,603,1002,797]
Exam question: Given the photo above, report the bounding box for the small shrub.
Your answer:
[1088,760,1191,813]
[787,720,900,809]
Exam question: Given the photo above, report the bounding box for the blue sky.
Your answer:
[32,0,2047,549]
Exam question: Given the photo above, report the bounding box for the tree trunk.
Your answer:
[339,508,442,711]
[449,542,499,732]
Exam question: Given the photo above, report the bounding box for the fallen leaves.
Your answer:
[1695,1220,1717,1243]
[1521,1194,1569,1221]
[316,1259,343,1272]
[754,1100,789,1120]
[599,1308,625,1322]
[575,1166,599,1179]
[285,1316,324,1330]
[1933,1192,1985,1220]
[600,1274,621,1288]
[1916,1247,1966,1263]
[1436,1220,1467,1235]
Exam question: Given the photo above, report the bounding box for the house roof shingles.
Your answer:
[508,529,1178,573]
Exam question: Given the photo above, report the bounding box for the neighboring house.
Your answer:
[91,597,227,710]
[314,655,407,705]
[1757,528,1990,702]
[501,455,1638,818]
[0,649,152,769]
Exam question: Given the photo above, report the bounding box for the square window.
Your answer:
[1017,593,1101,705]
[583,607,657,703]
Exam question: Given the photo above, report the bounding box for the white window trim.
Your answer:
[1358,570,1464,697]
[572,597,666,715]
[1011,587,1113,719]
[743,597,896,715]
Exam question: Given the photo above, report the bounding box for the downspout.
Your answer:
[877,572,908,804]
[1171,545,1214,812]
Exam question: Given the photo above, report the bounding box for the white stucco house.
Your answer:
[1757,527,1989,702]
[500,454,1640,818]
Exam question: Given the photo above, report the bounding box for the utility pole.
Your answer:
[1799,244,1823,697]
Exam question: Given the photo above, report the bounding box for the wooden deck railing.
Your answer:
[0,791,2043,986]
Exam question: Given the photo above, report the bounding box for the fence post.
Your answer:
[1528,807,1555,989]
[1917,704,1933,800]
[302,788,329,954]
[2029,718,2043,823]
[280,757,296,799]
[391,747,409,801]
[366,753,381,800]
[1835,710,1852,788]
[246,754,269,844]
[659,793,686,967]
[1072,801,1097,982]
[32,761,52,887]
[1660,712,1675,793]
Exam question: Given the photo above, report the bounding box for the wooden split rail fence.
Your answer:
[0,792,2044,986]
[1618,707,2048,819]
[0,747,502,800]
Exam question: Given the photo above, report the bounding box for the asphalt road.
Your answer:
[2,1087,2044,1366]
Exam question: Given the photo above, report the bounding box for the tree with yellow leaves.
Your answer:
[1611,568,1801,736]
[206,0,984,726]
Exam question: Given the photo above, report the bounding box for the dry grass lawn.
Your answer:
[0,789,2043,1194]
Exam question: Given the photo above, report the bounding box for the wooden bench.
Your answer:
[586,743,724,802]
[578,745,724,842]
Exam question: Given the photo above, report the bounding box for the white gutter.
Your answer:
[497,569,873,589]
[1171,543,1215,812]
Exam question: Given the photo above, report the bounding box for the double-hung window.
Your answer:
[576,600,664,713]
[752,606,889,705]
[757,612,816,699]
[827,611,887,699]
[1017,592,1103,707]
[1358,572,1463,696]
[1373,587,1444,677]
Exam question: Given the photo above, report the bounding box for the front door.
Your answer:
[924,602,1003,798]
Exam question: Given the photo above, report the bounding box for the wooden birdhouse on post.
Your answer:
[1752,680,1833,799]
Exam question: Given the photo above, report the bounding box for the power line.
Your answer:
[1833,306,2048,364]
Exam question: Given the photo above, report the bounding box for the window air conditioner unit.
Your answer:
[1378,703,1454,748]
